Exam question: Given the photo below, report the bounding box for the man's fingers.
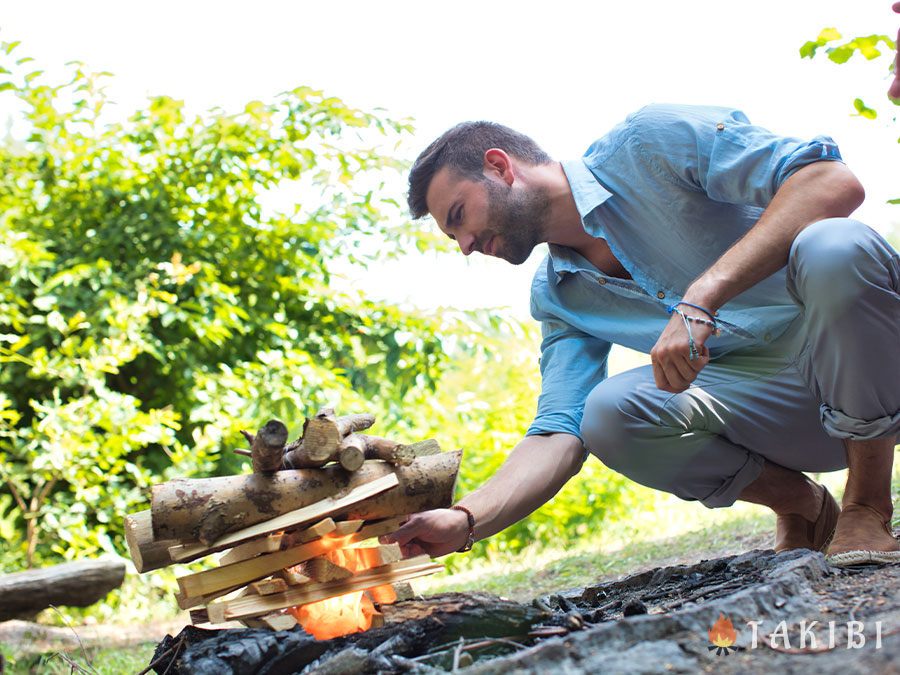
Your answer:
[379,515,421,546]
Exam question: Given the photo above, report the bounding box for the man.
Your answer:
[383,104,900,566]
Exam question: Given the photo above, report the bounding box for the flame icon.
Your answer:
[708,613,738,656]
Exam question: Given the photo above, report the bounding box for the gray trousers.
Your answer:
[580,218,900,507]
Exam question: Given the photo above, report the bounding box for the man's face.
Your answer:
[425,165,549,265]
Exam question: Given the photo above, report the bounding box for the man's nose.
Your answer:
[457,233,477,256]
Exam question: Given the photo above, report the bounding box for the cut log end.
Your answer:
[251,420,289,474]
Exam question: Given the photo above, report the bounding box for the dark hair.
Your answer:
[407,121,552,219]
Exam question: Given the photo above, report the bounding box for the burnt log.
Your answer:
[0,559,126,621]
[149,592,545,675]
[150,450,461,545]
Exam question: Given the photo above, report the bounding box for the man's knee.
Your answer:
[788,218,897,309]
[580,370,664,473]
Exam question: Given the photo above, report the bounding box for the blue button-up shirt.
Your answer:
[526,104,843,440]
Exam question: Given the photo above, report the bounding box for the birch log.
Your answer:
[151,450,461,544]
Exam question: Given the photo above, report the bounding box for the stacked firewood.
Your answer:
[124,407,461,634]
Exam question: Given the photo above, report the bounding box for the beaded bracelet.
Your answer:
[668,306,700,360]
[667,303,721,337]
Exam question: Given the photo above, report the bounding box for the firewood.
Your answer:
[164,473,398,559]
[366,580,414,605]
[176,518,404,599]
[297,557,353,583]
[282,407,342,469]
[208,556,442,622]
[151,450,461,544]
[189,608,210,624]
[276,568,312,586]
[176,582,244,611]
[336,434,365,471]
[241,420,289,473]
[214,534,284,566]
[334,413,375,437]
[124,510,185,573]
[282,518,338,547]
[251,577,289,595]
[261,612,298,631]
[357,436,441,466]
[332,520,364,536]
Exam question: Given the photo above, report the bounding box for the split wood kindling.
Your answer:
[125,405,461,635]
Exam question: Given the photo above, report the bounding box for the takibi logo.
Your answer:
[708,613,738,656]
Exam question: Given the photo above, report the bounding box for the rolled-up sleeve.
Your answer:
[526,315,611,440]
[629,104,844,208]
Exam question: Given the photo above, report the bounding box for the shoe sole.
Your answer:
[827,549,900,567]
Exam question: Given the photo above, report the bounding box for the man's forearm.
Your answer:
[457,432,585,541]
[685,161,865,312]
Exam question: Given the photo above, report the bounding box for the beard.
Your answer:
[483,179,551,265]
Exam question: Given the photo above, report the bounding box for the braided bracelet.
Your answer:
[667,303,721,337]
[668,307,700,360]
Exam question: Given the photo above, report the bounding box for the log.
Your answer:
[151,450,461,543]
[0,560,126,621]
[167,474,395,558]
[358,435,441,465]
[336,434,366,471]
[124,510,184,573]
[242,420,289,474]
[334,413,375,437]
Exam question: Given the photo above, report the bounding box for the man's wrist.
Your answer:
[450,504,476,552]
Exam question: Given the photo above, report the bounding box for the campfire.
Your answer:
[124,407,461,638]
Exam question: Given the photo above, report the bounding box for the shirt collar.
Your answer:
[561,159,612,221]
[547,161,614,282]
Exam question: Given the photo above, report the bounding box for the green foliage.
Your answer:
[400,321,640,571]
[801,26,899,204]
[800,28,895,63]
[0,40,461,568]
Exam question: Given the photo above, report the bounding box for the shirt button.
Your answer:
[657,291,665,299]
[716,123,725,131]
[714,311,719,317]
[764,333,772,341]
[598,278,607,285]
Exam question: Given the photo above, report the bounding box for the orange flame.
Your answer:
[290,592,379,640]
[708,613,737,647]
[288,544,398,639]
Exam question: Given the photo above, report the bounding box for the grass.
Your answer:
[2,644,156,675]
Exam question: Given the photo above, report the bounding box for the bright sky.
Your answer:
[3,0,899,319]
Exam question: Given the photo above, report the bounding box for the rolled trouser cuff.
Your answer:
[820,405,900,441]
[698,452,765,508]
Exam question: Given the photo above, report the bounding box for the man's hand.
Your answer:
[650,307,713,393]
[380,508,469,558]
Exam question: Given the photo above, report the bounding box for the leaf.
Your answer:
[852,98,877,119]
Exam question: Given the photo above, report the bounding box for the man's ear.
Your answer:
[483,148,514,187]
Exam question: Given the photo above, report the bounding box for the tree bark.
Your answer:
[0,560,126,621]
[358,436,440,465]
[125,509,185,573]
[150,450,461,544]
[242,420,289,474]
